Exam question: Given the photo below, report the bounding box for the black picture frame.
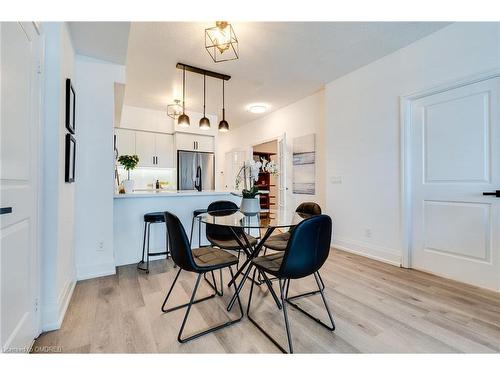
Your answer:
[65,78,76,134]
[65,133,76,183]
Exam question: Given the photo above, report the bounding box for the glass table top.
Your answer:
[197,208,311,229]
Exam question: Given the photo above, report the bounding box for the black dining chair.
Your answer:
[246,214,335,353]
[262,202,326,296]
[206,200,258,262]
[161,212,244,343]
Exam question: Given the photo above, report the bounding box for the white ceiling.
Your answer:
[70,22,451,128]
[68,22,130,64]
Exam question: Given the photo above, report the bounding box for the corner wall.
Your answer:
[74,56,125,280]
[41,22,77,331]
[324,22,500,265]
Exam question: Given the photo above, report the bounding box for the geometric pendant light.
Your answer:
[205,21,239,63]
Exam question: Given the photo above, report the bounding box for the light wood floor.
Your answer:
[33,249,500,353]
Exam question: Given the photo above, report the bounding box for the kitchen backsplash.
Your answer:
[117,167,176,191]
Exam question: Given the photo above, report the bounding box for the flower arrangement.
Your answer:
[236,158,278,198]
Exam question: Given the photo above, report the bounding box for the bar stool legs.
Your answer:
[137,220,170,273]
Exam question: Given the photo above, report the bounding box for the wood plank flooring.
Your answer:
[33,249,500,353]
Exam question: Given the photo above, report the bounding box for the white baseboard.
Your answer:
[333,236,401,266]
[41,279,76,332]
[76,262,116,281]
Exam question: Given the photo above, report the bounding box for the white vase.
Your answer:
[240,197,260,214]
[123,179,135,194]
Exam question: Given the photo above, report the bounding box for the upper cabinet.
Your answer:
[115,128,136,157]
[115,128,175,168]
[120,105,175,133]
[175,132,214,153]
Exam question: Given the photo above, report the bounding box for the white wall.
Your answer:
[40,22,77,330]
[218,90,326,209]
[325,22,500,265]
[74,56,125,280]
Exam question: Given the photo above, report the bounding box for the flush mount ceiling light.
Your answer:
[205,21,239,63]
[177,65,190,127]
[199,74,211,130]
[167,99,183,120]
[247,104,268,114]
[218,80,229,132]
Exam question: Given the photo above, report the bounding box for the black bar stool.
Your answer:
[137,211,170,273]
[189,208,207,247]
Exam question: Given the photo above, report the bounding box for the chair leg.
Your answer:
[285,271,335,331]
[161,268,216,313]
[286,271,326,302]
[279,279,294,353]
[189,215,195,247]
[137,222,147,271]
[137,222,151,273]
[246,271,292,354]
[177,267,244,343]
[203,270,223,296]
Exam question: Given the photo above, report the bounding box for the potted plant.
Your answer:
[236,158,278,214]
[118,154,139,194]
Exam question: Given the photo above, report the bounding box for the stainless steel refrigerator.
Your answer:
[177,150,215,191]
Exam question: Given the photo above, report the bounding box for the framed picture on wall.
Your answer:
[65,133,76,183]
[65,78,76,134]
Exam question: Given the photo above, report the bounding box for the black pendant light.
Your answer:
[177,65,190,127]
[218,79,229,132]
[199,74,210,130]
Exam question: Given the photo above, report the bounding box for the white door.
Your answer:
[175,132,196,151]
[155,133,174,168]
[135,131,155,167]
[114,128,136,157]
[278,135,287,209]
[1,22,42,352]
[410,77,500,290]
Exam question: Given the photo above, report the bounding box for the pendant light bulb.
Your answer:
[199,74,211,130]
[178,65,190,127]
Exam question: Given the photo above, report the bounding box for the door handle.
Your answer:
[1,207,13,215]
[483,190,500,197]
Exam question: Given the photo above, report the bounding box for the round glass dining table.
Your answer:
[196,208,312,311]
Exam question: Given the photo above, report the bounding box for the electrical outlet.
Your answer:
[364,229,372,238]
[97,241,104,251]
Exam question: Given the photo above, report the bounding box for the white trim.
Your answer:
[41,279,76,332]
[400,68,500,269]
[76,262,116,281]
[333,237,401,267]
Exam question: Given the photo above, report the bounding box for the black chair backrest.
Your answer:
[206,200,240,240]
[296,202,322,215]
[279,215,332,279]
[164,212,198,272]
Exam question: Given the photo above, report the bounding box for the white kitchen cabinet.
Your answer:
[175,132,214,153]
[114,128,136,157]
[155,133,174,168]
[135,131,155,167]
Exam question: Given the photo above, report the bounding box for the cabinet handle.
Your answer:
[1,207,12,215]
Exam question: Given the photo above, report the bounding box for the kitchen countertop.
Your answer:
[114,190,237,199]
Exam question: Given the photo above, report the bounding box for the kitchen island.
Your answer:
[113,190,240,266]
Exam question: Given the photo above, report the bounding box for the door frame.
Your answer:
[250,133,287,208]
[400,68,500,268]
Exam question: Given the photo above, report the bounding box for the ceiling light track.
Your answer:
[176,63,231,81]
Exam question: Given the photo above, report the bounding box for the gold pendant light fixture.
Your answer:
[177,65,190,127]
[199,74,210,130]
[205,21,239,63]
[218,79,229,132]
[167,99,183,119]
